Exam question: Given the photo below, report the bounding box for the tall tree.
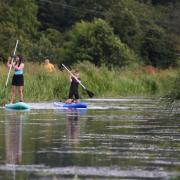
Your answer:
[61,18,139,67]
[141,27,177,68]
[0,0,39,59]
[36,0,117,31]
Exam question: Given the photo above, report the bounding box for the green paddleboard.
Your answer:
[5,102,30,110]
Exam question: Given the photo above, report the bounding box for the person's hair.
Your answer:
[74,69,79,73]
[15,55,23,67]
[45,59,50,63]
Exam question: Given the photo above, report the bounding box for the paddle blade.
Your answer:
[86,89,94,98]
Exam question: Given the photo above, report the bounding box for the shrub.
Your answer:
[61,18,139,68]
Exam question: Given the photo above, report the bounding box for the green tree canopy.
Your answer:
[0,0,179,68]
[0,0,39,59]
[141,27,177,68]
[61,18,139,67]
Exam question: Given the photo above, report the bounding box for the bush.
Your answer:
[141,27,177,68]
[165,72,180,100]
[29,28,63,64]
[61,18,139,68]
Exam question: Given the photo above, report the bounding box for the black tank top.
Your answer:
[71,77,79,88]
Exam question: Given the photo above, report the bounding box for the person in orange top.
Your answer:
[43,59,55,72]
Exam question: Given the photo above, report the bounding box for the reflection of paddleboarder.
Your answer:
[66,109,80,146]
[5,112,24,164]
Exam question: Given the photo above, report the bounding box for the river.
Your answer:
[0,98,179,179]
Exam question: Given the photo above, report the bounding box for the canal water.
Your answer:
[0,98,179,179]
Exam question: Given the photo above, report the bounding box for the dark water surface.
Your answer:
[0,98,179,180]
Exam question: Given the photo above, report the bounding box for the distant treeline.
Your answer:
[0,0,179,69]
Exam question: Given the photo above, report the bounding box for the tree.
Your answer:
[105,1,141,51]
[0,0,39,59]
[29,28,63,63]
[151,0,178,5]
[61,18,139,67]
[36,0,116,31]
[141,27,177,68]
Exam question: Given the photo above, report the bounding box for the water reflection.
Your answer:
[5,111,27,165]
[0,99,179,179]
[55,108,87,147]
[66,109,81,146]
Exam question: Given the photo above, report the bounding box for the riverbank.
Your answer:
[0,62,179,104]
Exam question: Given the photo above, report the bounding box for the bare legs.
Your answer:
[74,99,80,103]
[10,86,23,103]
[65,99,73,103]
[10,86,16,103]
[18,86,23,102]
[65,99,80,103]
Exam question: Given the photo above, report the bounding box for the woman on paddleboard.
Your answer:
[66,69,80,103]
[7,55,24,103]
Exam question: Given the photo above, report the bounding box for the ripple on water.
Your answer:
[0,98,179,179]
[0,165,179,178]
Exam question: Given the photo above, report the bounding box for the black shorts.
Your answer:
[12,74,24,86]
[68,87,79,99]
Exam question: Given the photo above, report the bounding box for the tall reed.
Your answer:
[0,61,179,104]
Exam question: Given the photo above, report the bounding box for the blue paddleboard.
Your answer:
[5,102,30,110]
[54,101,87,108]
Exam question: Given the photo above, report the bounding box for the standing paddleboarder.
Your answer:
[66,69,81,103]
[7,55,24,103]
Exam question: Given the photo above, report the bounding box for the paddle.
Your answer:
[62,64,94,98]
[5,40,19,88]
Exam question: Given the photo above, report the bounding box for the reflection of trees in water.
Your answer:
[5,112,23,164]
[66,109,80,146]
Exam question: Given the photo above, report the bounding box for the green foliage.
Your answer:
[0,0,39,59]
[24,68,69,101]
[106,0,179,68]
[164,72,180,101]
[161,3,180,42]
[0,62,179,104]
[141,27,177,68]
[151,0,178,5]
[0,0,179,70]
[105,0,142,51]
[37,0,115,31]
[61,18,139,67]
[29,28,63,63]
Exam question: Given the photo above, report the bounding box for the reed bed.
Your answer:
[0,61,179,104]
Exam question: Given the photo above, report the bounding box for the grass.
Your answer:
[0,61,179,105]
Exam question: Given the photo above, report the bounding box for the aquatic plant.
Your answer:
[0,61,179,104]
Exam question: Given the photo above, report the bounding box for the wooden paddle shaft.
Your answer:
[62,64,86,89]
[5,40,19,87]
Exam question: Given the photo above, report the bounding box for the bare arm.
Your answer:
[6,57,13,68]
